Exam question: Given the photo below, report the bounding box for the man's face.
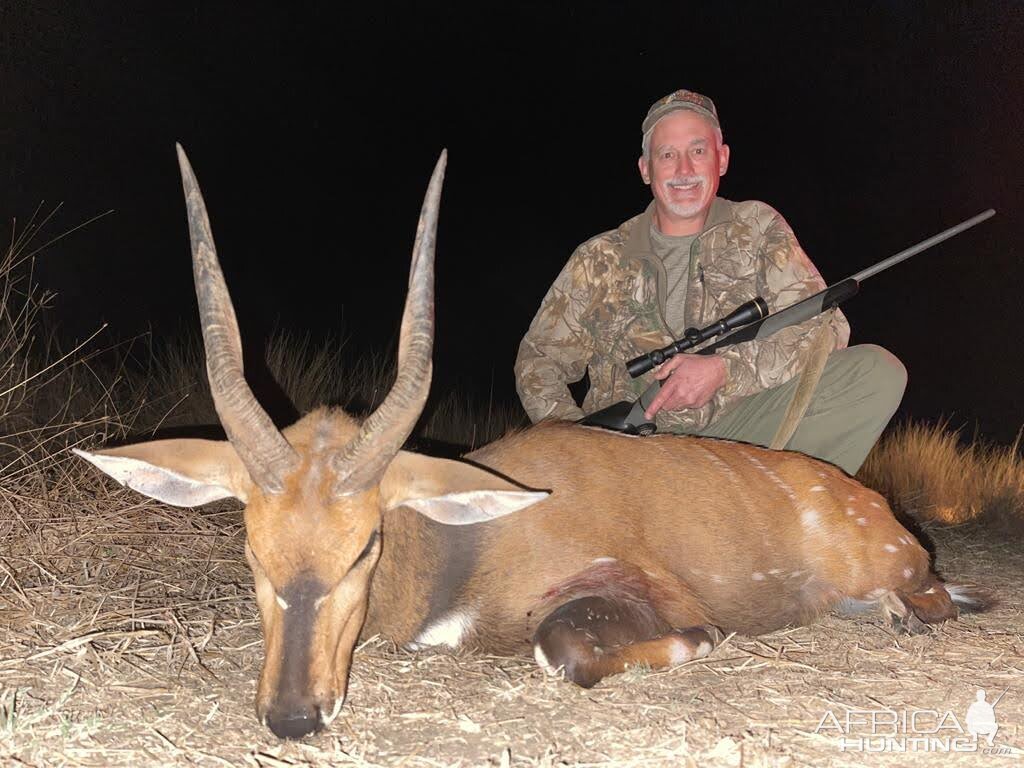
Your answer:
[639,110,730,234]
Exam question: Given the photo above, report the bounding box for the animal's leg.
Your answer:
[880,576,959,634]
[532,595,719,688]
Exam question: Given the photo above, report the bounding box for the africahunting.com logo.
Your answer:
[814,689,1015,755]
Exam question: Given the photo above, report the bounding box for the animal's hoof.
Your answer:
[889,610,931,635]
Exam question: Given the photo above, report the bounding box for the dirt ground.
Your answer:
[1,466,1021,767]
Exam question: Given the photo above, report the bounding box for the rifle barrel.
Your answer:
[851,209,995,283]
[696,209,996,358]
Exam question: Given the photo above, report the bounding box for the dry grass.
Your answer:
[0,215,1022,765]
[97,328,524,451]
[858,420,1024,535]
[2,474,1021,767]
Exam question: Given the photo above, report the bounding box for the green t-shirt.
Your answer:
[649,225,696,335]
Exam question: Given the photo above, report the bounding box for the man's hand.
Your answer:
[643,354,727,420]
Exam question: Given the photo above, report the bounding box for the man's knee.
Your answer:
[840,344,907,411]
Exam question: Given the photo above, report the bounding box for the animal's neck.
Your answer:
[361,507,482,644]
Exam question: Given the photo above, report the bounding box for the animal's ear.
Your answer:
[379,451,549,525]
[74,439,252,506]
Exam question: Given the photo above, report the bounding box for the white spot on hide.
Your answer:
[846,507,857,516]
[869,501,882,509]
[751,572,766,581]
[668,637,696,664]
[591,556,617,565]
[903,567,914,579]
[534,643,559,675]
[884,544,899,553]
[801,509,820,531]
[744,454,797,501]
[411,609,475,650]
[810,485,827,492]
[276,595,289,611]
[711,574,725,584]
[857,517,868,526]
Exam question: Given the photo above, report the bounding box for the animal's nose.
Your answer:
[266,706,321,739]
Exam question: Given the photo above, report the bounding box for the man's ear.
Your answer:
[379,451,549,525]
[638,154,651,185]
[74,439,252,506]
[718,143,730,177]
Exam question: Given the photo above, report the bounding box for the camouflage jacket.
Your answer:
[514,197,851,432]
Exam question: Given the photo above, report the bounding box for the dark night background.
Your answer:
[3,3,1022,441]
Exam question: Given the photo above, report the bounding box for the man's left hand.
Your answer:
[643,354,727,420]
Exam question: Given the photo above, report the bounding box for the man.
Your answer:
[515,89,906,474]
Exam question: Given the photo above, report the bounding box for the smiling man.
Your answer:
[515,89,906,474]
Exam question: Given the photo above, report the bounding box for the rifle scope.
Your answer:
[626,297,768,378]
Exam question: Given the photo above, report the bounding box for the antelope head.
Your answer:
[75,146,546,738]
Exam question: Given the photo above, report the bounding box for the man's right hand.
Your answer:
[643,354,727,420]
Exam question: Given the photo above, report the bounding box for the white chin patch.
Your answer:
[321,696,345,726]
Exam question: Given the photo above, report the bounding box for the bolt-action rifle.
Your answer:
[579,209,996,436]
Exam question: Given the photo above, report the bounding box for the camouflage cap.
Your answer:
[641,89,720,134]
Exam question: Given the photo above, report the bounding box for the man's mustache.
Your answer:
[666,176,705,188]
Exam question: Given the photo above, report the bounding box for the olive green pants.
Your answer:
[690,345,907,475]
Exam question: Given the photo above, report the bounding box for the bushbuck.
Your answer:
[76,147,986,740]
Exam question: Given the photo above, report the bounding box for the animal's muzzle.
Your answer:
[266,705,322,740]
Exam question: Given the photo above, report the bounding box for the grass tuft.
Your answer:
[858,419,1024,535]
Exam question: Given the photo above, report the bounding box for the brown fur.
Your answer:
[428,422,937,642]
[533,596,718,688]
[274,416,949,653]
[90,409,971,734]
